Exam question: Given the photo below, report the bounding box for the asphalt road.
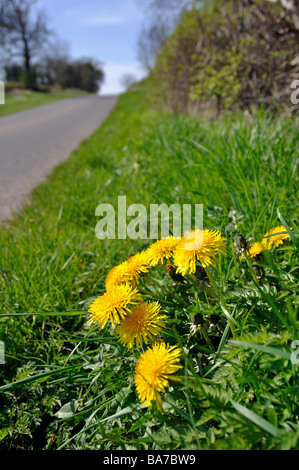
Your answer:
[0,95,118,221]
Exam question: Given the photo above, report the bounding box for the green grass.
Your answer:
[0,88,91,117]
[0,88,298,450]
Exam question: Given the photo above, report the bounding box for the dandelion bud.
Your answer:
[234,233,247,255]
[166,264,185,283]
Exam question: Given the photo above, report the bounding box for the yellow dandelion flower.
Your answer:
[242,241,264,259]
[173,229,226,276]
[125,251,150,284]
[105,251,150,289]
[116,301,166,349]
[105,261,129,290]
[135,342,182,412]
[145,236,181,267]
[88,284,141,330]
[262,225,291,249]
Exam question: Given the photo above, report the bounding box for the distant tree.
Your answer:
[71,59,104,93]
[38,38,71,87]
[136,22,169,72]
[39,56,104,93]
[4,63,23,81]
[0,0,51,88]
[141,0,190,23]
[34,37,105,93]
[136,0,191,72]
[120,73,137,90]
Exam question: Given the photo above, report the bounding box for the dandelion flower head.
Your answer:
[173,229,226,275]
[88,284,141,330]
[105,251,150,289]
[262,225,291,250]
[242,241,264,259]
[116,301,166,349]
[135,342,182,412]
[145,236,181,267]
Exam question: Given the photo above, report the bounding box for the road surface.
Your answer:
[0,95,118,221]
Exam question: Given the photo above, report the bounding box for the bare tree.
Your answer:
[136,22,170,72]
[136,0,191,72]
[120,73,137,90]
[0,0,51,84]
[141,0,190,21]
[38,38,71,86]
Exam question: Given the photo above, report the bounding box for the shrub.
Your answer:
[150,0,299,114]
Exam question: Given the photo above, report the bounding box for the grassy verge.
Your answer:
[0,88,91,117]
[0,88,298,450]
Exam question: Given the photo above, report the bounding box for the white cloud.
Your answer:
[99,62,147,95]
[79,15,125,26]
[61,0,143,26]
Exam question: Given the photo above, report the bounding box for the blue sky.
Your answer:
[39,0,148,94]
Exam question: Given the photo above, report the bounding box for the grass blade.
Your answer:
[277,207,298,249]
[0,364,82,391]
[229,340,292,361]
[231,400,281,437]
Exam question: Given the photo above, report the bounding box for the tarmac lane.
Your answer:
[0,95,118,221]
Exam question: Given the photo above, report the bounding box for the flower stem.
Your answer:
[146,275,173,296]
[204,266,236,336]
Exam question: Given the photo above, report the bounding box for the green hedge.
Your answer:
[149,0,299,114]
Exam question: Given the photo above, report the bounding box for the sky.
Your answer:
[38,0,148,94]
